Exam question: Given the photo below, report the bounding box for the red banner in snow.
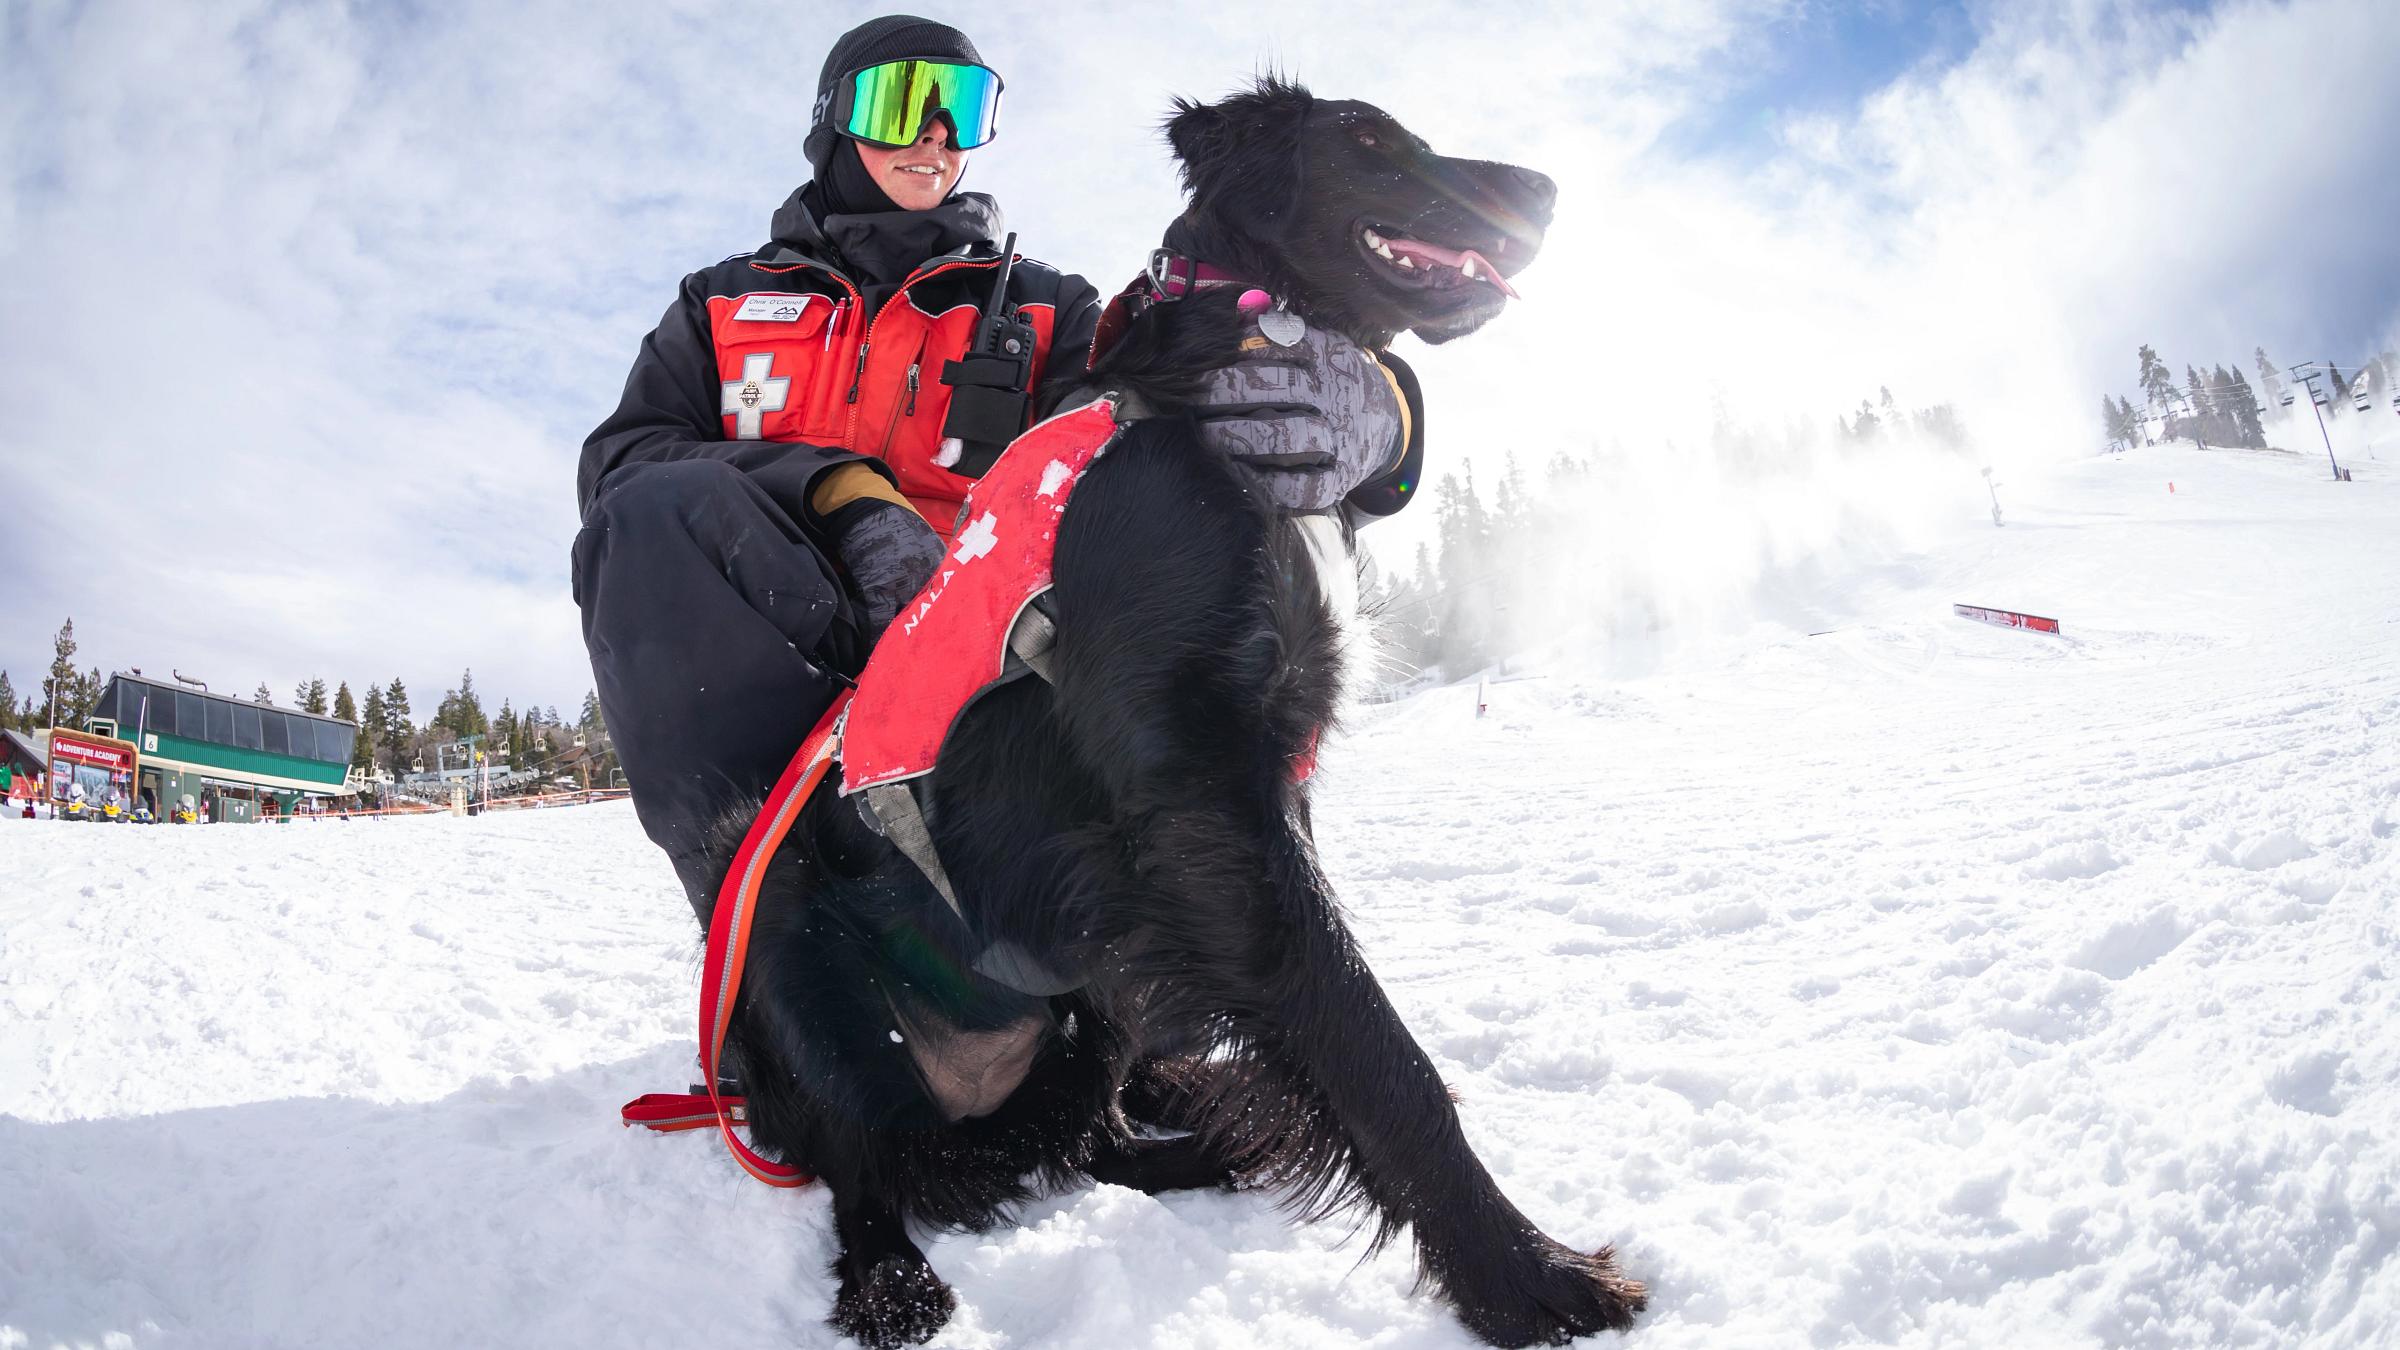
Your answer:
[1954,603,2061,635]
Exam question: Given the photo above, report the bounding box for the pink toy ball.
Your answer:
[1237,288,1273,315]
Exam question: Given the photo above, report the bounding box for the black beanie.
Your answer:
[804,15,987,178]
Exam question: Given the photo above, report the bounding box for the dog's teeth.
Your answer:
[1362,229,1384,248]
[1396,255,1415,269]
[1375,242,1396,260]
[1461,257,1479,279]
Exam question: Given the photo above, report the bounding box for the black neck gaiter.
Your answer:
[821,138,903,216]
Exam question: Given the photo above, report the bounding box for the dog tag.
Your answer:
[1257,306,1306,347]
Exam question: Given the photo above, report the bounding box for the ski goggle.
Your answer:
[829,59,1004,150]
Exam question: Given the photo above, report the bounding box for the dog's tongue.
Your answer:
[1386,237,1520,299]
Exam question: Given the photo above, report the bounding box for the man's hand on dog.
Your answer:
[830,499,946,645]
[1191,318,1406,513]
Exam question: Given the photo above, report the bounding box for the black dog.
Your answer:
[708,78,1645,1347]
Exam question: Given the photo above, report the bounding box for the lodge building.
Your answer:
[85,674,360,823]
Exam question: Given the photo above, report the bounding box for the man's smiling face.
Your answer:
[855,120,966,211]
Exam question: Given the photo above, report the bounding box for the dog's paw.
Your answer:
[828,1254,957,1349]
[1086,1134,1241,1196]
[1445,1237,1646,1347]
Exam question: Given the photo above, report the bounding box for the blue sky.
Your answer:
[2,0,2395,717]
[1661,2,1984,160]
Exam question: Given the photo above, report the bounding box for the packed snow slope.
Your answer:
[4,443,2397,1349]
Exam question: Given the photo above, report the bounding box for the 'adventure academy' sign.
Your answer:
[49,735,131,769]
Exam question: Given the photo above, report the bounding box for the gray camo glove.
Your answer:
[827,499,945,647]
[1190,315,1406,513]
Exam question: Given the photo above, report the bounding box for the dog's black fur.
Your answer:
[704,78,1643,1347]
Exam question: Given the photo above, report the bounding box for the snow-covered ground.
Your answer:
[4,442,2396,1349]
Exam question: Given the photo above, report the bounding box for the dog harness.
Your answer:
[620,402,1123,1181]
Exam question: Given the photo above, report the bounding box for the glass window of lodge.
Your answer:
[140,685,176,737]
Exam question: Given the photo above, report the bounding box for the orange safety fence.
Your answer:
[269,787,632,821]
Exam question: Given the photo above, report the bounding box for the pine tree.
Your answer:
[1373,540,1441,674]
[2228,369,2267,447]
[75,666,102,728]
[0,670,14,731]
[2137,344,2176,413]
[2205,366,2240,446]
[42,618,78,729]
[494,700,518,767]
[383,678,414,777]
[253,682,273,705]
[332,681,357,724]
[1849,399,1882,442]
[578,689,618,785]
[2255,347,2284,407]
[1429,467,1498,673]
[1916,403,1967,449]
[2101,395,2123,446]
[297,678,328,714]
[437,669,487,739]
[358,683,385,774]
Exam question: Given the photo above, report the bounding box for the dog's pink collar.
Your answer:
[1088,251,1276,370]
[1145,247,1252,300]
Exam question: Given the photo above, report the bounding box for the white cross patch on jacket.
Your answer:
[720,353,789,439]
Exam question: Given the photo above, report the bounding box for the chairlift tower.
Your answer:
[2285,362,2346,482]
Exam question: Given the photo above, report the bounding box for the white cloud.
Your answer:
[1,0,2392,707]
[1389,0,2399,660]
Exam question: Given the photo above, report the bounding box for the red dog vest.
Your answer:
[840,399,1120,793]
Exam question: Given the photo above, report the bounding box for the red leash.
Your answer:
[620,691,852,1187]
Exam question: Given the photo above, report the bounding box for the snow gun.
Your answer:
[938,231,1038,477]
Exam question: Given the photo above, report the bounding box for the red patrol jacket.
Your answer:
[706,255,1073,539]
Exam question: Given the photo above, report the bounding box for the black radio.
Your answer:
[938,231,1038,477]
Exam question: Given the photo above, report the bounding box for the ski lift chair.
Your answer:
[2355,389,2373,413]
[2280,391,2295,407]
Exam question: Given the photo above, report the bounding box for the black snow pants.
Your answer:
[572,457,865,916]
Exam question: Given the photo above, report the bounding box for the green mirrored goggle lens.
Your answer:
[843,60,1003,149]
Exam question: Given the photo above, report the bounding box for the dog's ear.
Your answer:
[1166,76,1314,198]
[1165,97,1234,190]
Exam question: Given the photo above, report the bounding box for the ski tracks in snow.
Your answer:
[1312,447,2400,1347]
[2,444,2396,1348]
